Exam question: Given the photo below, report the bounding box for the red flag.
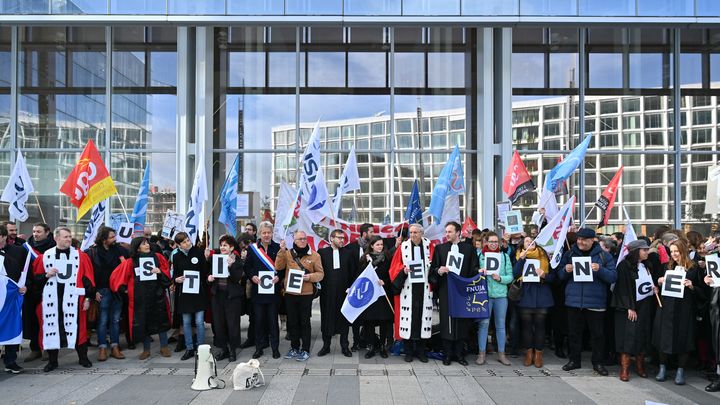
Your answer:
[502,151,535,204]
[60,139,117,220]
[461,216,477,239]
[595,166,623,228]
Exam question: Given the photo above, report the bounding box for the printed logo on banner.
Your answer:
[137,257,157,281]
[572,257,593,282]
[347,277,374,308]
[522,259,541,283]
[661,268,686,298]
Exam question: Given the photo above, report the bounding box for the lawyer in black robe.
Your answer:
[358,236,394,358]
[317,232,357,355]
[429,225,479,365]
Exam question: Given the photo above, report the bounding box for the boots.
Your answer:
[635,354,647,378]
[674,368,685,385]
[228,348,236,362]
[110,346,125,359]
[475,351,486,365]
[497,352,511,366]
[160,347,171,357]
[98,347,108,361]
[523,349,534,367]
[655,364,666,381]
[77,344,92,368]
[619,353,630,382]
[533,350,543,368]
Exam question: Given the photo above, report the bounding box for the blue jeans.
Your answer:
[143,331,169,351]
[182,311,205,350]
[97,288,122,348]
[477,297,508,353]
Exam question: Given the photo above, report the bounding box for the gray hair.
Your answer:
[54,226,72,237]
[409,224,424,234]
[661,233,679,246]
[258,221,273,232]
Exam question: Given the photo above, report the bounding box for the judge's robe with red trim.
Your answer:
[110,253,172,343]
[32,249,95,350]
[389,238,435,340]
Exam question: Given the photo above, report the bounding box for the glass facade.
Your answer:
[0,7,719,239]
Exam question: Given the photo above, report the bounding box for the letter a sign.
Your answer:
[522,259,541,283]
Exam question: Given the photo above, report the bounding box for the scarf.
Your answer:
[482,245,500,254]
[293,244,310,258]
[518,247,550,273]
[369,251,385,267]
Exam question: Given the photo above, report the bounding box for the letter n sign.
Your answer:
[572,257,593,282]
[407,258,425,284]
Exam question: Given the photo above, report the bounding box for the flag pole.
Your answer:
[33,194,46,224]
[384,293,395,315]
[579,204,596,228]
[115,194,130,222]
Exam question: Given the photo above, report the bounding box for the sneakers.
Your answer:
[4,363,22,374]
[295,351,310,362]
[284,349,299,359]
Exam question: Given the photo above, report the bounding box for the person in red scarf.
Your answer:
[389,224,434,363]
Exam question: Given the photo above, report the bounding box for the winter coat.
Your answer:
[557,242,617,309]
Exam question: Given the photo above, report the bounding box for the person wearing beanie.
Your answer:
[558,227,617,376]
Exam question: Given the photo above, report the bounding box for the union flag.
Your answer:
[502,151,535,204]
[595,166,623,228]
[60,139,118,220]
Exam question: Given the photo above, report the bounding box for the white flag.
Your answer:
[549,195,575,268]
[341,263,386,323]
[616,208,638,265]
[332,146,360,216]
[705,164,720,215]
[1,152,35,222]
[537,187,559,222]
[423,194,461,242]
[297,120,334,223]
[535,195,575,268]
[185,153,208,244]
[273,180,297,244]
[80,199,107,251]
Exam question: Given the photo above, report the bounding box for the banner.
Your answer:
[296,120,334,223]
[1,152,35,222]
[502,150,535,204]
[705,164,720,215]
[461,216,477,239]
[59,139,118,220]
[80,199,107,251]
[0,275,23,345]
[341,263,386,323]
[446,272,489,319]
[130,164,150,235]
[616,208,637,265]
[161,210,185,240]
[596,165,623,228]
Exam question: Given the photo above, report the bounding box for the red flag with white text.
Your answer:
[461,216,478,239]
[502,151,535,204]
[595,166,623,228]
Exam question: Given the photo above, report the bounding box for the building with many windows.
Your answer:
[0,2,719,240]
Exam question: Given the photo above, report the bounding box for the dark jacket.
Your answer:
[243,241,281,304]
[171,246,209,314]
[318,245,357,334]
[207,249,245,300]
[557,242,617,309]
[0,244,29,283]
[85,244,129,289]
[513,256,555,309]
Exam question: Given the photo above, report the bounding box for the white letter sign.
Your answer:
[258,270,275,294]
[212,254,229,278]
[661,268,686,298]
[183,270,200,294]
[446,244,464,276]
[117,222,134,244]
[137,257,157,281]
[286,268,304,294]
[572,257,593,282]
[522,259,541,283]
[484,252,502,276]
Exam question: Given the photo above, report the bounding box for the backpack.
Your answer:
[233,359,265,391]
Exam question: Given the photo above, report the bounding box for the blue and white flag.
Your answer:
[0,274,23,345]
[297,120,333,223]
[404,180,423,225]
[545,135,593,193]
[447,272,489,319]
[428,145,464,223]
[341,263,386,323]
[332,146,360,216]
[130,164,150,236]
[218,155,239,236]
[1,152,35,222]
[109,213,127,234]
[81,199,108,251]
[185,153,208,244]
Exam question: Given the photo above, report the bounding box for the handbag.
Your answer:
[507,276,523,302]
[87,300,99,322]
[233,359,265,391]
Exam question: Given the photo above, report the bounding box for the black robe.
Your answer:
[318,245,357,336]
[611,259,653,354]
[171,246,209,315]
[358,255,393,322]
[429,241,479,341]
[652,264,707,354]
[699,266,720,363]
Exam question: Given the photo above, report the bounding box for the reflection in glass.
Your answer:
[462,0,518,15]
[403,0,460,15]
[286,0,342,14]
[228,0,284,14]
[697,0,720,16]
[52,0,107,14]
[520,0,577,15]
[637,0,693,16]
[512,53,544,88]
[578,0,634,16]
[307,52,345,87]
[629,54,663,88]
[344,0,401,15]
[111,0,167,14]
[348,52,387,87]
[169,0,225,14]
[1,0,49,14]
[589,53,623,88]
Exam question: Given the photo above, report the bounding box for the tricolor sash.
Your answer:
[250,243,276,272]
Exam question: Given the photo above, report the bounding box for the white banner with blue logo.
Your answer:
[0,274,23,345]
[341,263,386,323]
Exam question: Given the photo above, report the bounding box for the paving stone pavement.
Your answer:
[2,303,720,404]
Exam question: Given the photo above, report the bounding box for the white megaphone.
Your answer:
[191,344,221,391]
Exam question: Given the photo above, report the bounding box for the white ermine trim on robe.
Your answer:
[41,247,83,350]
[398,238,433,340]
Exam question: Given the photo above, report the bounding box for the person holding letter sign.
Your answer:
[701,252,720,392]
[476,232,513,366]
[653,240,706,385]
[170,232,209,361]
[110,237,172,360]
[84,226,129,362]
[205,235,246,362]
[429,222,479,366]
[513,236,555,368]
[610,240,654,382]
[557,228,616,376]
[275,231,324,362]
[32,227,95,372]
[243,221,282,359]
[389,224,434,363]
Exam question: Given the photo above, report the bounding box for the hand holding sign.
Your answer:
[286,269,304,294]
[212,254,229,278]
[661,268,686,298]
[258,270,275,294]
[522,259,541,283]
[137,257,157,281]
[572,257,593,282]
[705,254,720,287]
[484,252,502,277]
[406,258,426,284]
[445,244,464,276]
[182,270,200,294]
[117,222,134,244]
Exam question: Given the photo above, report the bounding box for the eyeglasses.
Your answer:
[295,237,307,241]
[488,241,499,244]
[334,236,346,240]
